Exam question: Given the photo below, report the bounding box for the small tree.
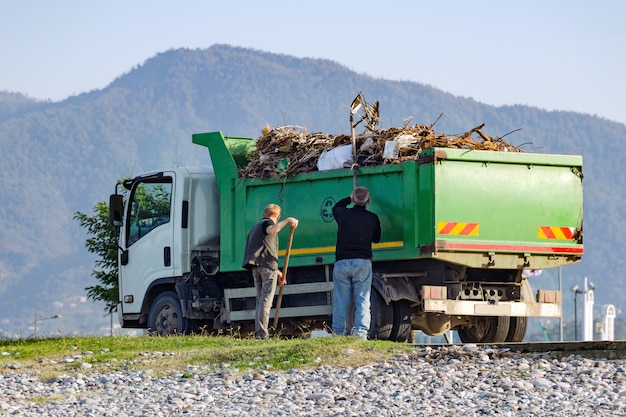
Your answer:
[74,201,119,313]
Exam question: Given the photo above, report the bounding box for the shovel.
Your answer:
[273,225,295,329]
[350,93,362,189]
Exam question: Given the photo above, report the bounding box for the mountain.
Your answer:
[0,44,624,339]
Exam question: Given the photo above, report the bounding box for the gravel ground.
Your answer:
[2,344,626,416]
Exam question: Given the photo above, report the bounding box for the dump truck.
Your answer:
[109,130,583,343]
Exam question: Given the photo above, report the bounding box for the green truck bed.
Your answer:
[192,132,583,272]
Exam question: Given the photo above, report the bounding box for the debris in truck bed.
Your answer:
[239,96,523,179]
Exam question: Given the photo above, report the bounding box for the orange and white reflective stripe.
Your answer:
[437,221,479,236]
[538,226,575,240]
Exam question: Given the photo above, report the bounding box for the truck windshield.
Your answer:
[126,179,173,246]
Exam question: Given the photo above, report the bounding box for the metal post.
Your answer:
[31,304,61,338]
[571,285,583,341]
[558,267,563,341]
[583,277,595,341]
[573,293,578,341]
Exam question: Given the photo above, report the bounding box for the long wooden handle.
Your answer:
[273,225,296,329]
[351,111,358,189]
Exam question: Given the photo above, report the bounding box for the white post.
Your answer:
[583,277,594,341]
[603,304,616,341]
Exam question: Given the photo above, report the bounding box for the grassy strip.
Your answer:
[0,335,413,379]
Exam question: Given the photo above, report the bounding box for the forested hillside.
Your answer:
[0,44,624,339]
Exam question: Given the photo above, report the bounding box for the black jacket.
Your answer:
[333,197,381,261]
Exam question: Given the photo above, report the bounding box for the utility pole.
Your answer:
[558,267,563,341]
[31,304,61,338]
[571,285,583,340]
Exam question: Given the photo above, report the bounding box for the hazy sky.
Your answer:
[2,1,624,125]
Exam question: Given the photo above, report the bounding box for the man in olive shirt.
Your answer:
[242,203,299,339]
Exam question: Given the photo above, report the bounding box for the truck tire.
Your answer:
[488,316,510,342]
[368,289,393,340]
[457,316,510,343]
[148,292,188,336]
[390,300,412,343]
[505,317,527,342]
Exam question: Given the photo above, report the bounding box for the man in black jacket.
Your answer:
[331,186,381,339]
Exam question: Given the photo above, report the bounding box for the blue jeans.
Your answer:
[332,259,372,339]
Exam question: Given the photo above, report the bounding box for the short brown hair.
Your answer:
[263,203,281,218]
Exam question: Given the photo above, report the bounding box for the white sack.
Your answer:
[317,145,353,171]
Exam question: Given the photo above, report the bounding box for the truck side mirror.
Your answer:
[109,194,124,227]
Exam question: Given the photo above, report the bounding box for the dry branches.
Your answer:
[239,100,523,179]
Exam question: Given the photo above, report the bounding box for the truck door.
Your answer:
[119,175,175,315]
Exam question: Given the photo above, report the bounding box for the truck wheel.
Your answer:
[457,316,509,343]
[390,300,412,343]
[148,292,187,336]
[368,289,393,340]
[457,319,488,343]
[487,316,510,342]
[505,317,527,342]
